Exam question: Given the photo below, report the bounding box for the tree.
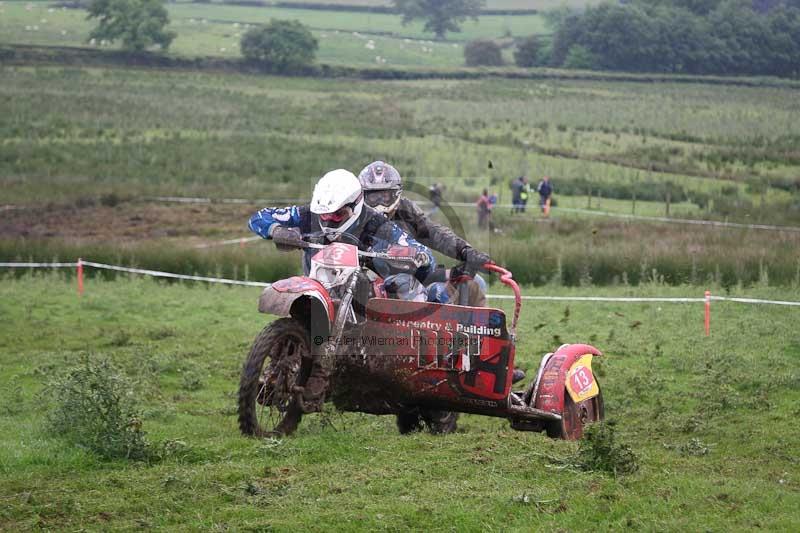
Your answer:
[87,0,175,52]
[393,0,485,40]
[464,39,503,66]
[240,20,318,73]
[513,35,540,67]
[562,44,596,69]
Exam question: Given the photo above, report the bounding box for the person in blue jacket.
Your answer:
[248,169,436,435]
[249,168,435,299]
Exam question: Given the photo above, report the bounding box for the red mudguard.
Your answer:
[258,276,335,323]
[534,344,602,415]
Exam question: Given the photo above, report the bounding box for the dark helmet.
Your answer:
[358,161,403,216]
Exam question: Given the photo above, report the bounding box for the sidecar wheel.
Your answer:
[546,384,604,440]
[238,318,312,437]
[396,410,423,434]
[422,410,459,435]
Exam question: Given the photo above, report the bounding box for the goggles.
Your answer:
[319,205,353,224]
[365,189,401,209]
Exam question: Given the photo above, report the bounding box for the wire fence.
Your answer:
[3,261,799,307]
[147,195,800,236]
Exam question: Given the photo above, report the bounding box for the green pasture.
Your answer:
[0,274,798,530]
[167,3,548,42]
[0,1,546,67]
[2,64,799,290]
[2,65,798,208]
[172,0,599,10]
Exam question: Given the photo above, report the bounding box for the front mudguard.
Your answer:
[258,277,334,338]
[533,343,602,417]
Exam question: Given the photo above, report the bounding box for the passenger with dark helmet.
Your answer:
[357,161,525,434]
[358,161,492,301]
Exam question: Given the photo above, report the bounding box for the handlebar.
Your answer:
[300,240,418,264]
[483,263,521,335]
[273,230,521,332]
[272,229,419,264]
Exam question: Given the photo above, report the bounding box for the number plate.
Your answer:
[566,354,599,403]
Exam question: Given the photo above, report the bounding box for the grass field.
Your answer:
[2,2,799,529]
[2,65,798,206]
[167,3,548,42]
[173,0,599,9]
[2,63,799,286]
[0,1,548,67]
[0,274,798,530]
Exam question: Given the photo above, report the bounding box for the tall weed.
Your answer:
[576,422,639,476]
[45,355,151,460]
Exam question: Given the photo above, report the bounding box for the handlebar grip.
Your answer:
[483,263,521,334]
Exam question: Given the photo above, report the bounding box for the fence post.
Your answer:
[704,290,711,336]
[666,190,671,217]
[77,258,84,297]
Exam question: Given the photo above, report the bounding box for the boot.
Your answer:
[268,400,302,437]
[299,357,331,413]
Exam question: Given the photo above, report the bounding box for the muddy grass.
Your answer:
[1,276,798,530]
[4,197,800,287]
[0,199,258,247]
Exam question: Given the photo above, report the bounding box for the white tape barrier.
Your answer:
[149,196,800,234]
[0,261,268,287]
[80,261,270,287]
[2,261,800,306]
[710,296,800,307]
[194,236,262,249]
[550,206,800,233]
[0,262,78,268]
[438,202,800,233]
[489,295,704,303]
[148,196,303,205]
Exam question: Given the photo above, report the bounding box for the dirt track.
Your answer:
[0,200,261,246]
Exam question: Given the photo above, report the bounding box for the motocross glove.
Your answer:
[449,262,476,283]
[271,226,304,251]
[460,246,492,270]
[414,250,431,268]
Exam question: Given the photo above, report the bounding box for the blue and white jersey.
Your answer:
[248,204,435,281]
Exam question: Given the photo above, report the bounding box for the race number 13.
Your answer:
[566,354,599,403]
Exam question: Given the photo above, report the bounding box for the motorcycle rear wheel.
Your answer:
[545,384,605,440]
[238,318,312,437]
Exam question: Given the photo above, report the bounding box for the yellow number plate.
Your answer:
[566,354,599,403]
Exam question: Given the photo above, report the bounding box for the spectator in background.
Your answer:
[489,191,498,207]
[428,182,442,215]
[510,176,524,213]
[537,175,553,217]
[519,177,530,213]
[477,188,493,231]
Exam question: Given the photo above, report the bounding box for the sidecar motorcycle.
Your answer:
[238,233,604,440]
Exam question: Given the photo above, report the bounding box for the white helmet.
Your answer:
[310,169,364,237]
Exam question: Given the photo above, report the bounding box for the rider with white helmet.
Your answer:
[249,168,434,287]
[248,170,435,433]
[249,169,436,300]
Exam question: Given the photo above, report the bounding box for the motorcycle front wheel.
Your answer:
[238,318,312,437]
